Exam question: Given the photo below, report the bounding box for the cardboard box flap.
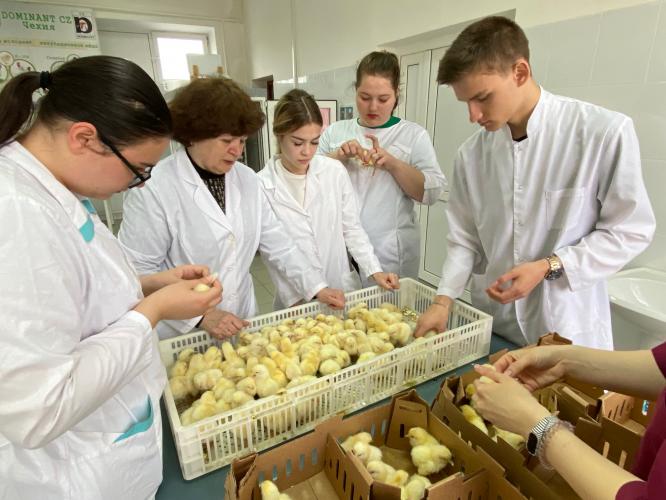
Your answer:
[323,434,372,500]
[536,332,572,346]
[574,416,643,471]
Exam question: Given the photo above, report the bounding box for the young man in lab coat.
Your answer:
[415,16,655,349]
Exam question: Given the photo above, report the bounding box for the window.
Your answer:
[154,33,208,81]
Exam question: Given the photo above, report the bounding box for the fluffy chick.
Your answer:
[259,480,292,500]
[460,404,489,435]
[253,364,282,398]
[340,431,373,452]
[410,443,453,476]
[351,442,382,465]
[366,460,395,482]
[401,475,431,500]
[407,427,439,447]
[491,426,525,450]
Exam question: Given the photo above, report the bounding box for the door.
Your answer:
[417,46,477,302]
[397,51,431,128]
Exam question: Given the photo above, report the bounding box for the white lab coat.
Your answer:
[119,149,327,339]
[438,89,656,349]
[0,142,166,500]
[259,155,383,308]
[319,118,447,281]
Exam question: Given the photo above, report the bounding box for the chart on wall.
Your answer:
[0,1,100,88]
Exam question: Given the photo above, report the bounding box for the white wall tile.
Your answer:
[546,15,600,88]
[591,2,660,85]
[647,1,666,82]
[524,24,552,86]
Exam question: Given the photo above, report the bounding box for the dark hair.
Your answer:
[0,55,172,147]
[169,78,265,145]
[273,89,322,137]
[355,51,400,108]
[437,16,530,84]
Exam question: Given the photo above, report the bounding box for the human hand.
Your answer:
[135,276,222,327]
[336,139,372,164]
[471,364,551,438]
[366,134,398,171]
[201,309,250,340]
[141,264,210,295]
[413,296,452,337]
[493,345,569,391]
[316,287,345,309]
[486,259,549,304]
[371,272,400,290]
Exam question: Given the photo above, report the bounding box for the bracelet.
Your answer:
[536,419,574,469]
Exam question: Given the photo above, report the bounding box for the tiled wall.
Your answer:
[526,0,666,272]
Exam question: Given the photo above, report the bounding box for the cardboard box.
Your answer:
[226,391,529,500]
[346,391,529,500]
[597,391,655,435]
[224,416,372,500]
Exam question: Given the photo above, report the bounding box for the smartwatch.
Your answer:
[526,415,559,456]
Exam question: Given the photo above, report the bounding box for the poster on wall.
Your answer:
[0,1,100,88]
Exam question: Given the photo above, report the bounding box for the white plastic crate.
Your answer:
[159,278,492,479]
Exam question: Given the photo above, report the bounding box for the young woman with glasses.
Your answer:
[0,55,221,499]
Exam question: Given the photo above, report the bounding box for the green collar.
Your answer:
[358,115,401,129]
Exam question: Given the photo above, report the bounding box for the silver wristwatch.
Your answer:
[544,254,563,281]
[526,415,559,456]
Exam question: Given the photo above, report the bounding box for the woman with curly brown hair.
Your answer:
[120,78,344,340]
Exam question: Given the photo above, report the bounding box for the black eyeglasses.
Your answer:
[99,135,153,188]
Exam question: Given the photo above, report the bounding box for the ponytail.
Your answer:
[0,72,42,146]
[0,55,172,148]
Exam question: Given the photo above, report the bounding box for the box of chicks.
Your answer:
[430,334,654,499]
[158,278,492,479]
[225,390,531,500]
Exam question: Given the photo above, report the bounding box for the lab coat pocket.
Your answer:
[545,187,585,231]
[69,398,162,500]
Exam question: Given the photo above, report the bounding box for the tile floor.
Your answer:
[250,254,275,314]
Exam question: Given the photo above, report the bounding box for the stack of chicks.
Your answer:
[341,427,453,500]
[459,364,526,450]
[168,302,431,426]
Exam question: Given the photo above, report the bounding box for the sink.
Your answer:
[608,267,666,350]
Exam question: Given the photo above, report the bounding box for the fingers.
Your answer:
[413,307,446,337]
[364,134,380,150]
[486,283,522,304]
[492,352,518,373]
[473,363,503,383]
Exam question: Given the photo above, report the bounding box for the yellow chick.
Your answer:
[231,390,254,408]
[221,341,240,361]
[490,426,525,450]
[340,431,373,452]
[212,378,235,399]
[319,358,342,376]
[215,399,230,414]
[386,470,410,488]
[177,347,196,362]
[191,402,217,422]
[169,375,193,400]
[407,427,439,447]
[410,443,452,476]
[366,460,396,482]
[259,480,292,500]
[187,353,209,375]
[460,405,489,435]
[235,376,257,397]
[253,364,281,398]
[351,442,382,465]
[357,352,377,363]
[203,345,222,364]
[180,407,194,426]
[300,351,320,376]
[286,375,317,389]
[401,475,431,500]
[193,368,223,392]
[388,322,413,346]
[169,360,188,378]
